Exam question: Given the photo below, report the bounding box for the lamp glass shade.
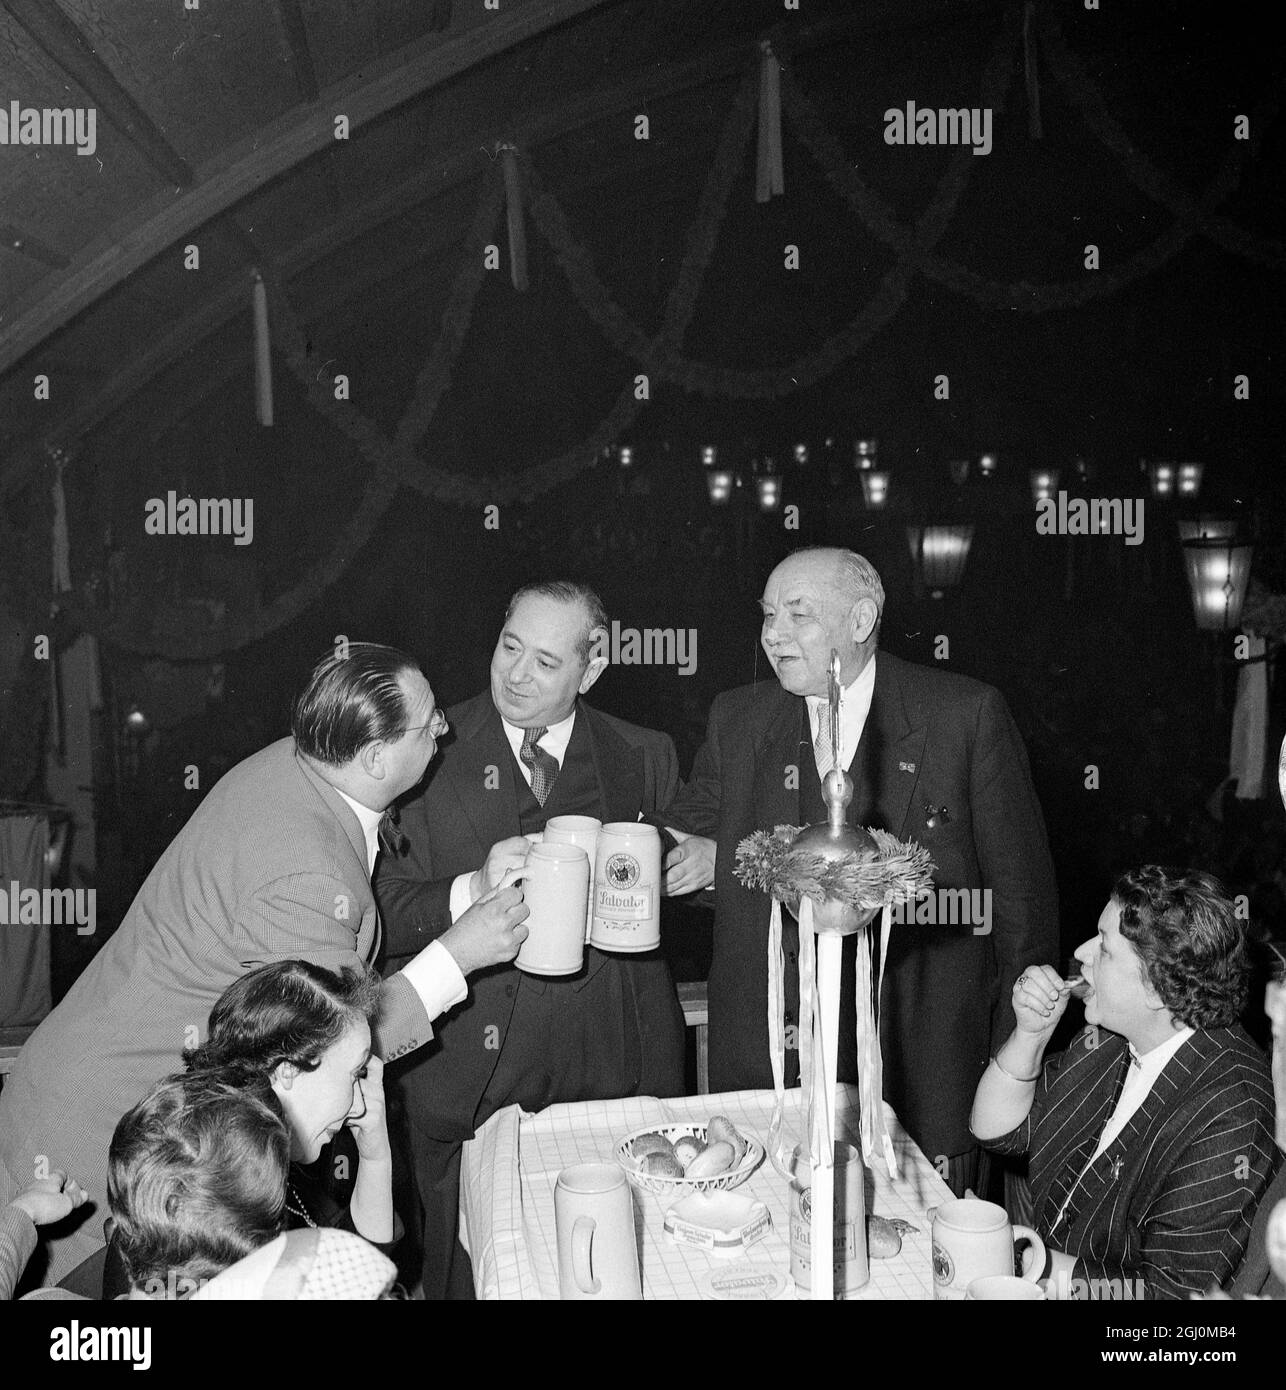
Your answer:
[854,439,877,469]
[757,475,781,511]
[978,452,998,476]
[1148,461,1175,498]
[706,468,733,503]
[860,469,889,508]
[1181,540,1253,631]
[1177,462,1204,497]
[1029,468,1060,504]
[1175,515,1237,544]
[907,524,974,593]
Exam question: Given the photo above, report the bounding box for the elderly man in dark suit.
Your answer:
[661,546,1059,1193]
[0,642,529,1286]
[377,580,686,1300]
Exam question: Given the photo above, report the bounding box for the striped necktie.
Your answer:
[811,702,834,778]
[519,726,560,806]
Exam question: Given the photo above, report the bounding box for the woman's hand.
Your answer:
[1013,964,1071,1037]
[346,1054,391,1165]
[11,1171,88,1227]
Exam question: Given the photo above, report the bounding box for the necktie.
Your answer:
[377,809,406,859]
[812,704,834,778]
[519,726,560,806]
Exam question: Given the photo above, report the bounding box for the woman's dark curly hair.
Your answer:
[1112,865,1249,1029]
[184,959,382,1077]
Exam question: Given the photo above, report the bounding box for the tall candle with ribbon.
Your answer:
[252,270,273,426]
[736,651,933,1299]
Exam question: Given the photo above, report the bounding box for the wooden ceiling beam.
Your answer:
[0,0,623,377]
[2,0,195,188]
[0,222,70,270]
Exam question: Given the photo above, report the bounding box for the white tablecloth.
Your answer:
[461,1084,954,1300]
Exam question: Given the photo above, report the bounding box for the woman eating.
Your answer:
[971,865,1281,1300]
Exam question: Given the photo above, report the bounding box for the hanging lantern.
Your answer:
[907,525,974,598]
[948,458,970,486]
[794,442,809,466]
[1181,539,1254,631]
[124,705,150,736]
[860,470,889,510]
[1029,468,1060,504]
[757,475,781,511]
[1177,462,1204,498]
[701,445,717,466]
[1176,515,1237,544]
[1148,461,1176,499]
[706,468,734,504]
[978,452,998,477]
[618,445,634,469]
[854,439,877,470]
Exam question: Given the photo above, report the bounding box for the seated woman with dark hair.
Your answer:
[183,958,400,1251]
[971,865,1281,1300]
[2,1067,288,1299]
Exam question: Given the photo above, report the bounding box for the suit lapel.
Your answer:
[440,697,522,851]
[579,703,645,824]
[860,656,927,836]
[752,687,803,828]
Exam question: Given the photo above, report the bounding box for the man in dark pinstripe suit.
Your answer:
[972,865,1280,1300]
[0,642,529,1287]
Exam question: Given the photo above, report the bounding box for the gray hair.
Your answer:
[788,547,885,638]
[503,580,609,663]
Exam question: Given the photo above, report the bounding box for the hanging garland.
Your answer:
[53,7,1283,661]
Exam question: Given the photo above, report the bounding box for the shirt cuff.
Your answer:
[449,872,475,922]
[399,939,468,1022]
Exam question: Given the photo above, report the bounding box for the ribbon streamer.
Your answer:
[756,42,784,202]
[500,144,529,292]
[252,271,273,426]
[1023,3,1043,140]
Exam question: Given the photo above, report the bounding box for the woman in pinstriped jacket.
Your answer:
[972,865,1280,1300]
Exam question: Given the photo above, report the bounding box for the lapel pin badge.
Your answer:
[924,803,950,828]
[898,761,916,773]
[1109,1155,1124,1182]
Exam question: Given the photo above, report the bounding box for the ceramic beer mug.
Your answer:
[555,1163,642,1300]
[788,1142,869,1297]
[499,842,590,976]
[543,815,602,941]
[589,822,661,953]
[928,1197,1045,1301]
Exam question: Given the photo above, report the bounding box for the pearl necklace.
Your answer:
[285,1181,317,1228]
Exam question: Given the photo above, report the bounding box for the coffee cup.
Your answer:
[499,842,590,976]
[590,822,661,953]
[555,1163,642,1300]
[543,816,602,941]
[965,1274,1046,1301]
[928,1197,1045,1301]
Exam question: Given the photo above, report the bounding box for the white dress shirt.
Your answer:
[447,710,578,920]
[805,656,877,778]
[1051,1025,1196,1232]
[336,789,467,1021]
[1091,1025,1195,1161]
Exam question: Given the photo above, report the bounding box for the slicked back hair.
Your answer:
[503,580,608,664]
[184,959,381,1078]
[1113,865,1250,1029]
[788,547,885,639]
[108,1067,289,1292]
[291,642,420,766]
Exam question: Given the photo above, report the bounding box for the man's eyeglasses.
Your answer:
[402,709,449,739]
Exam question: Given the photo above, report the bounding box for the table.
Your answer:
[461,1083,954,1299]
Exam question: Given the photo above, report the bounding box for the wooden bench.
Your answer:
[0,1025,36,1077]
[676,981,709,1095]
